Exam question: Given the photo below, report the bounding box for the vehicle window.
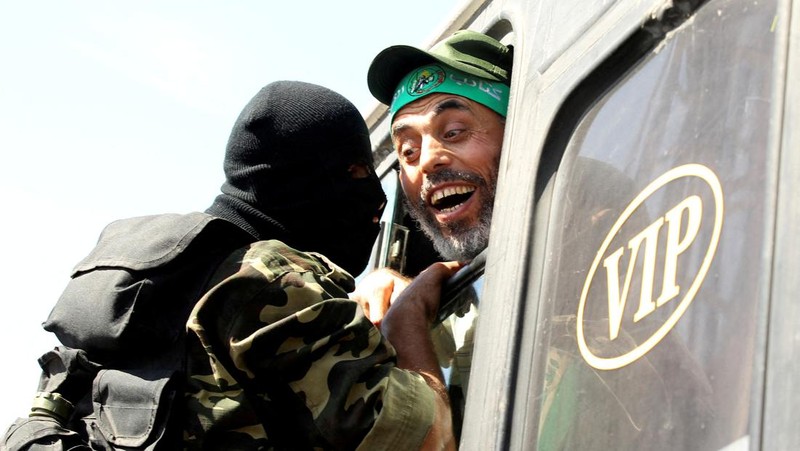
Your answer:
[518,0,780,449]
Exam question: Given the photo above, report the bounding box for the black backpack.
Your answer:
[1,213,252,451]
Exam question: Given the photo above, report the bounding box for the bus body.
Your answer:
[364,0,799,449]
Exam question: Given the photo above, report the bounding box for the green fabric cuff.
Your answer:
[357,368,436,450]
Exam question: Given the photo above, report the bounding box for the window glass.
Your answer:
[524,0,779,449]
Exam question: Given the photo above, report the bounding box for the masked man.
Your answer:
[3,81,457,450]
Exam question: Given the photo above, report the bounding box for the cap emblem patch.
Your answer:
[406,66,446,97]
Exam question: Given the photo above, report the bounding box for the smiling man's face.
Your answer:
[391,93,504,261]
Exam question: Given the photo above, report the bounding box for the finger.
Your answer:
[388,277,410,304]
[361,299,370,319]
[416,261,464,284]
[368,278,392,324]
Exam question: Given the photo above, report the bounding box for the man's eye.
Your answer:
[399,147,419,162]
[443,128,464,139]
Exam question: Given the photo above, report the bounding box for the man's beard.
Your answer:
[405,167,497,261]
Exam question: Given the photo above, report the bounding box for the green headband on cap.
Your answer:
[390,64,509,119]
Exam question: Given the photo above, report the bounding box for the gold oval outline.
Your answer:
[577,164,724,370]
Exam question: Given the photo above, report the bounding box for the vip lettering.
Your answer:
[578,165,723,370]
[603,195,702,340]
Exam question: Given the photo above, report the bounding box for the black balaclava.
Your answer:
[206,81,386,275]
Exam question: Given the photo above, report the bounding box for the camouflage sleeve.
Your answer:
[187,240,435,450]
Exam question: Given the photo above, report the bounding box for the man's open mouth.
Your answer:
[430,185,476,213]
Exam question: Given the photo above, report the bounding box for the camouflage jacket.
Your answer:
[1,215,434,451]
[183,239,436,450]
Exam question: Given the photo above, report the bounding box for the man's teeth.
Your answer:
[431,186,475,205]
[429,185,476,213]
[439,204,460,213]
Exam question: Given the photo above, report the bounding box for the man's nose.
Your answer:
[419,138,451,174]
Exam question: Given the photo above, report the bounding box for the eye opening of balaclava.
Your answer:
[206,80,386,275]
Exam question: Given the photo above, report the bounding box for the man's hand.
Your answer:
[381,262,462,340]
[350,268,411,327]
[380,261,463,451]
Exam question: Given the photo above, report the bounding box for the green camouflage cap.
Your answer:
[367,30,513,108]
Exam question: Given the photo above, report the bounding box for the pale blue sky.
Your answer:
[0,1,463,429]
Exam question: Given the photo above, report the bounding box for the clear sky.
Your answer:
[0,0,464,430]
